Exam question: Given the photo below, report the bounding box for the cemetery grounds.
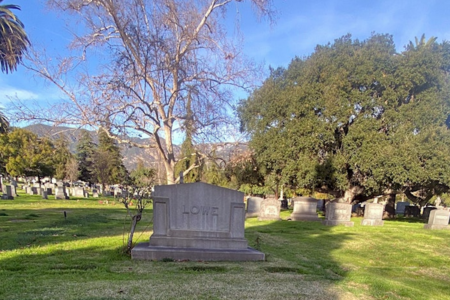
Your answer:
[1,190,450,300]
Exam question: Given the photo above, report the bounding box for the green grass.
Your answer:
[1,191,450,299]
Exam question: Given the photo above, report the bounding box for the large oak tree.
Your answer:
[239,34,450,209]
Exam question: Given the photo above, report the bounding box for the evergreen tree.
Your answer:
[76,129,95,182]
[53,134,73,180]
[239,33,450,206]
[130,159,156,188]
[94,129,128,184]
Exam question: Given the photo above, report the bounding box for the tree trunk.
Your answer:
[126,213,141,254]
[343,186,365,203]
[383,194,396,219]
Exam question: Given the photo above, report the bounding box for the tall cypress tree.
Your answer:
[96,129,128,184]
[76,129,95,183]
[53,134,73,180]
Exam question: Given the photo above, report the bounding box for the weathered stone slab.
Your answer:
[290,197,321,221]
[258,198,281,221]
[361,203,384,226]
[132,182,264,261]
[323,202,354,226]
[246,196,264,218]
[10,185,17,197]
[73,187,88,198]
[1,185,14,200]
[55,186,69,200]
[424,209,450,230]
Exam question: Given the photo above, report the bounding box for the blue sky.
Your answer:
[1,0,450,114]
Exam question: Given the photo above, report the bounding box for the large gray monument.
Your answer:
[132,182,264,261]
[290,197,321,221]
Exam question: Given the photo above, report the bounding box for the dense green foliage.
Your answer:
[129,159,156,188]
[52,134,73,180]
[75,129,95,183]
[0,128,55,179]
[239,33,450,203]
[89,130,128,186]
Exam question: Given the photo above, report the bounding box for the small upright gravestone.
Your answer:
[290,197,321,221]
[132,182,264,261]
[258,197,281,221]
[361,203,384,226]
[10,185,17,197]
[245,196,264,218]
[323,202,354,226]
[55,186,69,200]
[73,187,88,198]
[424,209,450,230]
[1,185,14,200]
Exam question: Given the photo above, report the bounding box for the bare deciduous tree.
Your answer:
[15,0,273,184]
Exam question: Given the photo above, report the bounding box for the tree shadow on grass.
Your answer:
[243,217,356,299]
[386,216,426,224]
[0,219,356,300]
[0,206,154,252]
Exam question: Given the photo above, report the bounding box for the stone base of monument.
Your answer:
[361,219,384,226]
[132,243,265,261]
[1,194,14,200]
[322,220,354,226]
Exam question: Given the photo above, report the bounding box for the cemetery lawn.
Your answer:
[1,192,450,300]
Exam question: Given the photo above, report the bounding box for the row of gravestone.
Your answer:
[354,201,440,220]
[2,183,129,200]
[246,196,450,229]
[132,183,450,263]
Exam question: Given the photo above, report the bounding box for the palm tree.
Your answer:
[0,110,8,134]
[0,0,29,74]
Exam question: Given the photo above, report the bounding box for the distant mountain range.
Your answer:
[24,124,247,171]
[23,124,163,171]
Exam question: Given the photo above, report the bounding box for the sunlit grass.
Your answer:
[1,190,450,299]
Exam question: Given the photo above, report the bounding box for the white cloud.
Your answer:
[0,86,39,101]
